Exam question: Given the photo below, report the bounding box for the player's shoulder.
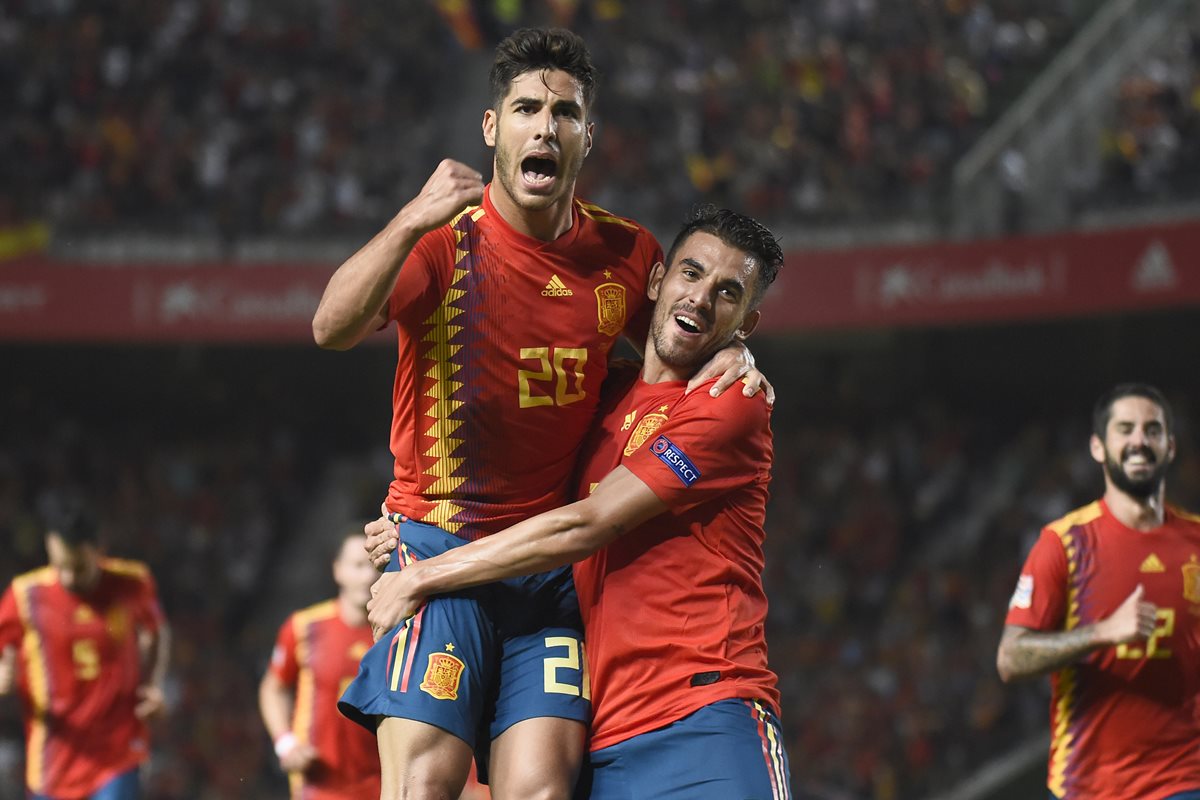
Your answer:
[1169,504,1200,525]
[574,198,658,248]
[683,376,772,417]
[102,557,153,582]
[1044,500,1104,539]
[292,599,339,627]
[9,566,56,593]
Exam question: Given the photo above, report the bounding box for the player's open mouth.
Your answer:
[522,156,558,188]
[674,314,704,334]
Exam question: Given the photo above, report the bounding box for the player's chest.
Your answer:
[36,598,133,660]
[460,244,643,341]
[303,629,372,684]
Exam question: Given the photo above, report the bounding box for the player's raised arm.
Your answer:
[312,159,483,349]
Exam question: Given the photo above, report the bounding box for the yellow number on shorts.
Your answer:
[518,347,588,408]
[1116,608,1175,659]
[543,636,590,700]
[73,639,100,681]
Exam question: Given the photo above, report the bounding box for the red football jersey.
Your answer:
[269,600,380,800]
[0,559,164,798]
[384,185,660,540]
[1006,500,1200,799]
[574,371,779,752]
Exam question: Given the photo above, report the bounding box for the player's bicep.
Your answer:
[584,466,669,543]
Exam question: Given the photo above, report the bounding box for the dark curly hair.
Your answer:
[665,204,784,308]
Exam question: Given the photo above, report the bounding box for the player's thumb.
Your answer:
[1130,583,1145,603]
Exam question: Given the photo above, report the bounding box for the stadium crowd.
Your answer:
[2,0,1098,240]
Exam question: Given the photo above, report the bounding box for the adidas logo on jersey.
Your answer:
[542,274,574,297]
[1140,553,1166,573]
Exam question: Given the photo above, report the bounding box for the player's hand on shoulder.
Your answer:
[1098,583,1158,646]
[399,159,484,237]
[687,339,775,406]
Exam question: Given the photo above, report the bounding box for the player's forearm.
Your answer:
[411,504,622,596]
[996,624,1108,682]
[312,216,423,349]
[258,674,296,741]
[149,624,170,689]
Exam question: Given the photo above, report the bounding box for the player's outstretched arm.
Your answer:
[686,340,774,405]
[312,159,484,349]
[996,584,1157,681]
[366,467,667,638]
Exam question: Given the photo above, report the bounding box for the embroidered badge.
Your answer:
[1183,559,1200,604]
[595,282,626,336]
[624,412,667,456]
[420,651,466,700]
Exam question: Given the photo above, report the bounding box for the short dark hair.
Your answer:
[1092,382,1175,438]
[664,204,784,308]
[489,27,598,111]
[46,509,100,547]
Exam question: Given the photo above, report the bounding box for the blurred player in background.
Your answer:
[997,383,1200,800]
[258,530,381,800]
[365,206,792,800]
[0,511,169,800]
[314,26,768,800]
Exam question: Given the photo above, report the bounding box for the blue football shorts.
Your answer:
[338,519,590,755]
[576,698,791,800]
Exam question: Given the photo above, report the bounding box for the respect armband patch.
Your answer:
[650,435,701,486]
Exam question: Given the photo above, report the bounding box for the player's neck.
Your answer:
[639,350,692,385]
[1105,485,1167,531]
[337,595,368,627]
[489,184,576,242]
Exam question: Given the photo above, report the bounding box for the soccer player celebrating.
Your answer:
[314,27,768,800]
[0,511,170,800]
[997,383,1200,800]
[365,206,792,800]
[259,531,381,800]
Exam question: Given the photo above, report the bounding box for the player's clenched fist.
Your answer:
[1097,584,1158,646]
[397,159,484,238]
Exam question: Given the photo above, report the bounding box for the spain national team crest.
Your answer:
[420,651,465,701]
[1183,558,1200,604]
[624,412,668,456]
[595,282,627,336]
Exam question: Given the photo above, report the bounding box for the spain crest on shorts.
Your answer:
[1183,557,1200,604]
[595,282,626,336]
[420,651,466,701]
[624,411,668,456]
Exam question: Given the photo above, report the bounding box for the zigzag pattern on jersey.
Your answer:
[418,205,485,533]
[1047,501,1103,798]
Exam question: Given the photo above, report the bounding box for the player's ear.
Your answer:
[735,310,760,341]
[482,109,497,148]
[1088,433,1105,465]
[647,262,666,301]
[583,120,594,158]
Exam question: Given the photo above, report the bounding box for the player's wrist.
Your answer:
[274,731,297,759]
